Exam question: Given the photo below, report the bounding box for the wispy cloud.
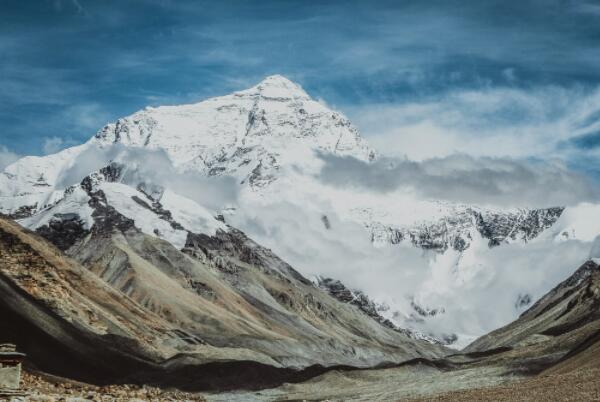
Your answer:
[52,0,84,14]
[0,146,20,170]
[344,84,600,179]
[55,144,240,210]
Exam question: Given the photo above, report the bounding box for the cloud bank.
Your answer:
[228,183,598,347]
[56,144,239,210]
[317,153,600,209]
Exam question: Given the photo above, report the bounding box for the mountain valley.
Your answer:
[1,76,600,400]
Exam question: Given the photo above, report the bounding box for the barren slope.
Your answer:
[0,214,446,391]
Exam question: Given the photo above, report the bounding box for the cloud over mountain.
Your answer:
[317,153,600,208]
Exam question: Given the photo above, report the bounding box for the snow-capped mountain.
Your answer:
[0,75,572,249]
[2,75,599,347]
[0,75,375,222]
[92,74,375,188]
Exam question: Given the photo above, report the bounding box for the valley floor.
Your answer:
[203,365,600,402]
[17,349,600,401]
[204,363,520,401]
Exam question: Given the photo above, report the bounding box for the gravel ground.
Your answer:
[14,364,600,401]
[204,364,600,401]
[409,367,600,402]
[18,371,206,402]
[204,363,522,401]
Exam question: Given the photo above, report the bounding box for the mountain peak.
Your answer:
[238,74,309,100]
[258,74,297,86]
[88,73,374,181]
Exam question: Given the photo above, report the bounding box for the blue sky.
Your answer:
[2,0,600,177]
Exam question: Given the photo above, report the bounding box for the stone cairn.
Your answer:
[0,344,26,398]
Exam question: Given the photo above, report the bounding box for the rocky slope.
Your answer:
[465,259,600,355]
[0,206,447,391]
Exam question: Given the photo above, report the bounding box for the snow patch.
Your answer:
[100,182,189,249]
[19,186,94,231]
[160,189,226,236]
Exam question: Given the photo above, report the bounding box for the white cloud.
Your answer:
[0,146,20,170]
[63,103,112,133]
[42,136,66,155]
[53,0,84,13]
[55,144,239,210]
[317,153,600,209]
[410,234,594,346]
[502,67,517,83]
[228,184,598,347]
[346,85,600,164]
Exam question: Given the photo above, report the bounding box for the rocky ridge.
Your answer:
[314,276,450,345]
[364,205,564,252]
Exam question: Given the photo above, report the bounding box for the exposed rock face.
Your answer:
[475,207,565,247]
[367,206,564,252]
[6,204,38,220]
[315,277,452,345]
[35,213,89,251]
[315,277,395,327]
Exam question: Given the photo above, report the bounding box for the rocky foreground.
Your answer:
[18,371,205,402]
[17,363,600,402]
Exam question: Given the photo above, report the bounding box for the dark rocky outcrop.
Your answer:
[375,206,564,252]
[35,213,89,251]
